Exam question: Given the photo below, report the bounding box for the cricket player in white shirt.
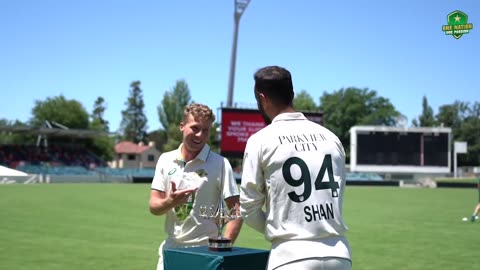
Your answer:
[149,103,243,270]
[240,66,352,270]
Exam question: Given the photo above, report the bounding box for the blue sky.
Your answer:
[1,0,479,132]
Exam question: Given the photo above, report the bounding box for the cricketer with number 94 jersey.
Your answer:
[239,112,351,269]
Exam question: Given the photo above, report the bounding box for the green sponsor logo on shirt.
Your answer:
[175,193,195,222]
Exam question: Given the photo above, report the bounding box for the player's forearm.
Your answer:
[224,218,243,243]
[149,197,174,216]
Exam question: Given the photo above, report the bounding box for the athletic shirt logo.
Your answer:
[168,168,177,175]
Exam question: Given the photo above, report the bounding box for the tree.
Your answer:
[120,81,148,143]
[412,96,436,127]
[293,90,318,111]
[146,130,167,152]
[0,118,10,143]
[459,109,480,166]
[208,122,220,153]
[91,96,109,132]
[436,101,469,132]
[0,118,15,144]
[88,119,114,162]
[157,79,192,130]
[162,124,182,152]
[0,119,35,145]
[29,95,114,162]
[88,97,114,162]
[156,79,220,153]
[30,95,89,129]
[156,80,192,152]
[319,87,400,160]
[461,102,480,166]
[437,101,480,166]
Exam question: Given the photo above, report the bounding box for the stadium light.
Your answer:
[226,0,251,108]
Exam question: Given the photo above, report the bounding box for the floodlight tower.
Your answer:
[226,0,251,108]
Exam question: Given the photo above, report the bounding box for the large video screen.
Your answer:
[220,108,323,157]
[357,132,448,166]
[357,132,421,165]
[351,126,451,173]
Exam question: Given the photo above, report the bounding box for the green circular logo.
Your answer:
[168,168,177,175]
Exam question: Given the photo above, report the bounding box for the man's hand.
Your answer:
[149,181,197,215]
[168,181,197,207]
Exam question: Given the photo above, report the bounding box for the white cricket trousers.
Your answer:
[156,240,166,270]
[274,257,352,270]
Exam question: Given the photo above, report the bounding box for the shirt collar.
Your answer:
[272,112,307,123]
[175,143,211,163]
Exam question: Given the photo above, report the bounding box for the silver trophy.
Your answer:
[199,196,240,251]
[199,167,240,252]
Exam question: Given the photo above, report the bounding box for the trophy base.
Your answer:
[208,237,232,252]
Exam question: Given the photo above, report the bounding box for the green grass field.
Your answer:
[435,177,479,184]
[0,184,478,270]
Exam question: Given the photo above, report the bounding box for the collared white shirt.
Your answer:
[240,112,351,269]
[152,144,238,246]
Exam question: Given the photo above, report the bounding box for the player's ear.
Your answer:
[260,92,274,112]
[258,92,268,106]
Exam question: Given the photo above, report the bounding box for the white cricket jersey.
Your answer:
[240,112,351,269]
[151,144,239,247]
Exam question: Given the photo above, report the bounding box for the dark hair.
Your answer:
[253,66,294,106]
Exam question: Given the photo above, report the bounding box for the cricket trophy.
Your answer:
[199,194,240,251]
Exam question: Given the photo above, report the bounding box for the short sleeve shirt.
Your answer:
[240,113,351,269]
[152,144,239,246]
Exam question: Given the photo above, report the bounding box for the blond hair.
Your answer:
[183,103,216,123]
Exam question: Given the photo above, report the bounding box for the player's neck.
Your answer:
[270,106,295,119]
[180,146,200,163]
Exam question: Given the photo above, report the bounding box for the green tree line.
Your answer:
[0,81,478,167]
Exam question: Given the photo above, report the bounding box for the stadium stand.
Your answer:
[0,143,157,178]
[0,123,158,180]
[0,144,105,168]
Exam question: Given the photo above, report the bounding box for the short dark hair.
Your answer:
[254,66,294,106]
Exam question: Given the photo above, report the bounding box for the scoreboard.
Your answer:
[349,126,452,173]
